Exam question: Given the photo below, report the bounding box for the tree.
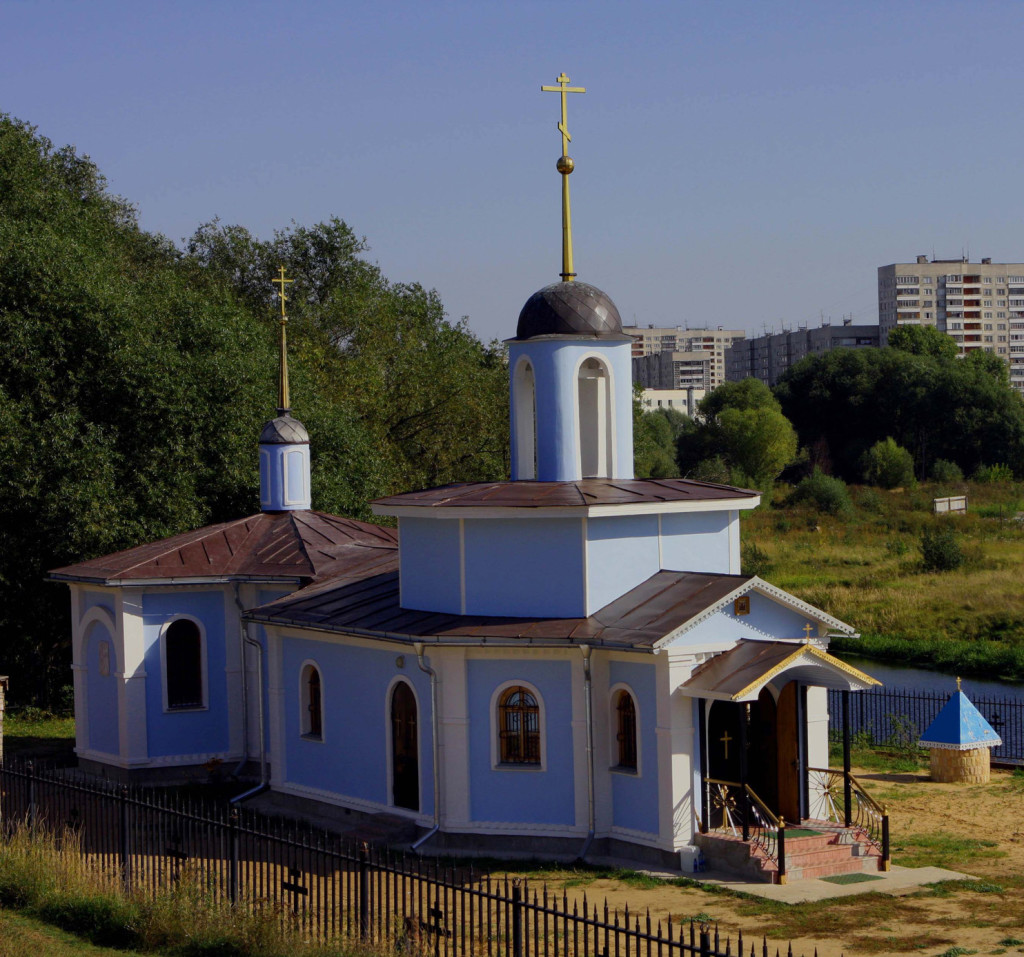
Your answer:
[633,394,682,478]
[888,324,958,360]
[677,378,797,491]
[861,437,916,489]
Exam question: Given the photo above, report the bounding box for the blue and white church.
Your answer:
[51,78,883,876]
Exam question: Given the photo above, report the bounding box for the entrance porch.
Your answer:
[683,640,888,884]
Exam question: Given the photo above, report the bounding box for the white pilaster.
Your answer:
[590,652,613,833]
[117,589,149,766]
[570,650,589,833]
[438,647,469,827]
[69,586,88,753]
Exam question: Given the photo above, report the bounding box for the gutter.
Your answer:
[410,642,441,853]
[578,644,596,861]
[231,584,269,804]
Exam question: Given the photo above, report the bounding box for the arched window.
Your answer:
[498,685,540,765]
[164,618,204,710]
[300,663,323,740]
[513,358,538,479]
[615,690,638,770]
[577,357,613,478]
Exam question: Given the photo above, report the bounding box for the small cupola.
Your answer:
[259,267,311,511]
[506,74,633,482]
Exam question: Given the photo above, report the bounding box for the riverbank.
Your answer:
[741,479,1024,682]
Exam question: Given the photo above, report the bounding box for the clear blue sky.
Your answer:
[5,0,1024,342]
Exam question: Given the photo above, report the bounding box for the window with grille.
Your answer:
[498,686,540,765]
[164,619,203,710]
[616,691,638,770]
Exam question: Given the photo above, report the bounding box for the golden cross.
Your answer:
[719,730,732,760]
[272,266,293,319]
[803,622,815,641]
[956,676,962,692]
[541,72,586,157]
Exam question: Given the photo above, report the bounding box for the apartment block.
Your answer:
[624,325,745,389]
[640,388,705,416]
[878,256,1024,392]
[633,350,712,391]
[726,322,879,387]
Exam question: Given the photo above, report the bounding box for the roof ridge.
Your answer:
[111,514,263,577]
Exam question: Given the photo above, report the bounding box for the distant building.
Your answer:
[624,326,745,390]
[726,322,879,386]
[633,350,712,391]
[640,388,705,416]
[878,255,1024,393]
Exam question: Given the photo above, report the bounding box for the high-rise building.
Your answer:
[878,256,1024,392]
[624,325,745,390]
[726,322,879,386]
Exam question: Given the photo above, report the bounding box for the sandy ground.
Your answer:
[506,765,1024,957]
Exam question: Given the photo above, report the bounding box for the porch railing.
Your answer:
[704,778,787,882]
[808,767,890,870]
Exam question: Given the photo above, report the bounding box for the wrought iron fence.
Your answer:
[0,760,828,957]
[828,686,1024,764]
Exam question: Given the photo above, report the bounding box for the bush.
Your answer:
[690,455,732,484]
[856,487,883,512]
[973,463,1015,483]
[930,459,964,483]
[861,437,916,489]
[788,468,853,515]
[920,524,964,572]
[885,538,908,557]
[741,542,773,577]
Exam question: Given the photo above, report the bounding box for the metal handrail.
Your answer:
[742,784,780,828]
[807,766,887,816]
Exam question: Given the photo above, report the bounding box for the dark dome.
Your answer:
[515,281,627,340]
[259,414,309,445]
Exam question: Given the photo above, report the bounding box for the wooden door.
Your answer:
[391,682,419,811]
[775,682,801,823]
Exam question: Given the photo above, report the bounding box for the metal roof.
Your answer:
[48,511,398,585]
[245,569,755,648]
[681,639,881,701]
[513,281,628,341]
[919,691,1002,751]
[372,478,758,511]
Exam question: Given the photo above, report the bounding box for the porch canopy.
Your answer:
[681,639,880,702]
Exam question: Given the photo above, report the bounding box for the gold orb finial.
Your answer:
[556,155,575,174]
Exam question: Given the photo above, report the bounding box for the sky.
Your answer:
[5,0,1024,343]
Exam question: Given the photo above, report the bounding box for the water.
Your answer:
[837,653,1024,705]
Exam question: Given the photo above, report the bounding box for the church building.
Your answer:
[50,76,883,880]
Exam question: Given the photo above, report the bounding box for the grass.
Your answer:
[743,479,1024,679]
[0,909,148,956]
[889,834,1005,870]
[3,710,76,760]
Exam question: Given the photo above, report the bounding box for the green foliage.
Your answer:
[861,437,916,489]
[0,115,508,705]
[787,468,853,515]
[930,459,964,483]
[920,524,964,572]
[741,542,773,577]
[677,378,797,491]
[888,323,959,360]
[973,463,1015,483]
[633,393,682,478]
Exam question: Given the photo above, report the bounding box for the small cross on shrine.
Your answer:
[271,265,293,318]
[719,729,732,759]
[802,622,815,641]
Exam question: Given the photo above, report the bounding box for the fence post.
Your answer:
[511,879,524,957]
[358,841,370,940]
[118,785,131,894]
[228,807,239,904]
[881,807,891,872]
[777,817,786,885]
[842,691,852,828]
[26,760,36,831]
[698,921,711,957]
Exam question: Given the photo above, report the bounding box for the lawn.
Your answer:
[3,711,75,760]
[0,910,147,956]
[741,479,1024,679]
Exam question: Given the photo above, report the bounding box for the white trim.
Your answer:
[657,514,663,568]
[581,517,589,614]
[283,449,306,507]
[298,659,325,743]
[458,519,466,615]
[75,747,241,769]
[385,676,423,814]
[608,683,642,777]
[572,352,616,480]
[489,679,547,771]
[374,497,760,521]
[158,614,209,712]
[273,778,432,826]
[919,738,1001,751]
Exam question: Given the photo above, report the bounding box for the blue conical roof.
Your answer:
[919,690,1001,751]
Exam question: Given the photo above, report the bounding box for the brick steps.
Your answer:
[695,825,882,884]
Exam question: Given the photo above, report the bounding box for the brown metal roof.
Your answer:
[372,478,758,511]
[246,569,754,649]
[681,639,881,701]
[49,511,398,585]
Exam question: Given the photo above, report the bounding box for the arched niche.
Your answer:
[512,356,538,480]
[576,356,614,479]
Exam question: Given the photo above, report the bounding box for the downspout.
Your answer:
[578,644,596,861]
[231,584,269,804]
[231,584,249,778]
[411,642,440,852]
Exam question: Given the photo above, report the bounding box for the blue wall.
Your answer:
[398,518,462,614]
[85,621,119,756]
[281,638,434,816]
[467,659,575,826]
[587,515,660,613]
[463,518,585,617]
[672,594,817,648]
[142,590,230,758]
[660,513,732,574]
[608,660,659,834]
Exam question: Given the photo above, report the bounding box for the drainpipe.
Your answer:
[231,585,250,778]
[231,585,269,804]
[578,644,596,861]
[411,642,440,853]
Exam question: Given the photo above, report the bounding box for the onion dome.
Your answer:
[514,281,629,341]
[259,413,309,445]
